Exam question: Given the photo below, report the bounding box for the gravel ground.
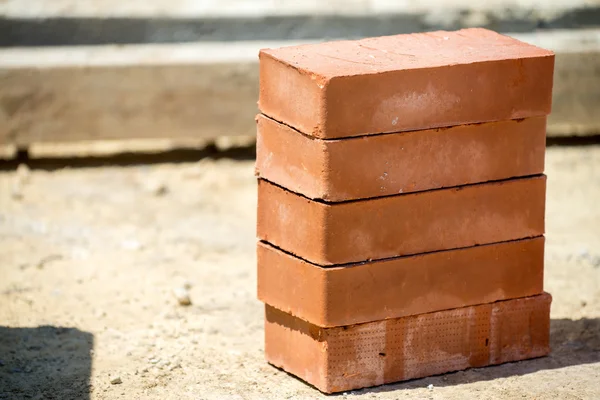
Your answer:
[1,145,599,399]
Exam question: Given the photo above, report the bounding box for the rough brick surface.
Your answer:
[256,114,547,201]
[259,28,554,139]
[257,176,546,265]
[265,293,552,393]
[257,237,544,327]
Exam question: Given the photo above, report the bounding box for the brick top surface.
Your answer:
[260,28,553,78]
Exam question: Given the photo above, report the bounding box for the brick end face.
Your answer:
[257,242,329,327]
[255,114,329,200]
[257,179,329,264]
[258,51,327,138]
[264,305,329,391]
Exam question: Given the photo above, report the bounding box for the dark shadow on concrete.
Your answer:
[2,134,599,170]
[1,133,599,171]
[0,326,93,399]
[1,7,600,47]
[344,318,600,395]
[0,143,256,171]
[547,134,600,147]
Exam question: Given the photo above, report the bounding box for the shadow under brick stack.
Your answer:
[255,28,555,393]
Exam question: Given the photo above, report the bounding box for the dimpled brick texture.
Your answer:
[257,237,545,327]
[265,293,552,393]
[257,176,546,265]
[255,114,547,201]
[259,28,554,139]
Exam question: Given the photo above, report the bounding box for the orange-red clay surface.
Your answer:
[257,237,545,327]
[257,176,546,265]
[256,114,547,201]
[257,27,554,395]
[265,293,552,393]
[259,28,554,139]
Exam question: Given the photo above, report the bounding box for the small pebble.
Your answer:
[173,287,192,306]
[169,363,182,371]
[578,248,590,259]
[144,180,168,196]
[110,376,122,385]
[427,384,434,390]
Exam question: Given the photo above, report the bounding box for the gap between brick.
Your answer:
[259,236,544,269]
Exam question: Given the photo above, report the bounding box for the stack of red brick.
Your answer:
[255,28,555,393]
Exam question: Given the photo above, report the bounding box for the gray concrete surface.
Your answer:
[1,145,599,399]
[3,0,599,17]
[2,1,600,46]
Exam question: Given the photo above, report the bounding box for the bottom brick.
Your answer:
[264,293,551,393]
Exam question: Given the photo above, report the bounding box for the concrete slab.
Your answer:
[1,30,598,147]
[1,1,599,46]
[2,0,598,17]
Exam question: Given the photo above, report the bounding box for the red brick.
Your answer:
[257,176,545,265]
[256,114,546,201]
[259,28,554,139]
[265,293,551,393]
[257,237,544,327]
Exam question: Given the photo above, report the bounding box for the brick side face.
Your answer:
[259,28,554,139]
[258,238,545,327]
[265,294,552,393]
[256,114,547,201]
[257,176,546,265]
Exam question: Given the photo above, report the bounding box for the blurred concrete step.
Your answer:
[0,29,598,150]
[1,0,600,46]
[3,0,596,17]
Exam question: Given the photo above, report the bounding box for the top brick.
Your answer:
[259,28,554,139]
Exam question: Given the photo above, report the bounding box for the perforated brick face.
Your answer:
[265,293,552,393]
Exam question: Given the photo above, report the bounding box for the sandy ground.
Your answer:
[1,145,599,399]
